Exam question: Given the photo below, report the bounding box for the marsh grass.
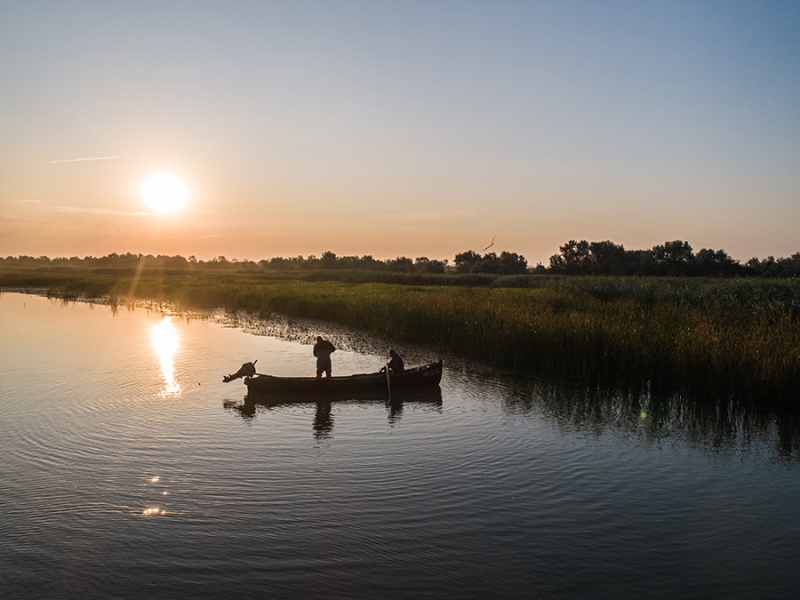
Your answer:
[2,265,798,406]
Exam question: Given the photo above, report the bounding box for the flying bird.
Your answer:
[483,236,496,252]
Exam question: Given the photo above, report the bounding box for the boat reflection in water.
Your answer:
[224,386,443,439]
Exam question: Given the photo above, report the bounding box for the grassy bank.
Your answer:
[2,264,799,407]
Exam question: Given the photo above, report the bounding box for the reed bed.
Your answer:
[2,266,799,407]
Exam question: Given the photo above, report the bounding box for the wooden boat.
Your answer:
[243,360,442,396]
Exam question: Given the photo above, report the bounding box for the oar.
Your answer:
[385,363,392,401]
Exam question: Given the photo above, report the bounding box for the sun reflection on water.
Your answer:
[151,318,181,396]
[142,507,166,516]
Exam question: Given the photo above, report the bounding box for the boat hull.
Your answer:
[244,360,442,397]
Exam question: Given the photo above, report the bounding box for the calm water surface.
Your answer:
[1,292,799,599]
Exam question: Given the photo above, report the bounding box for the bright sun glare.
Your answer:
[151,318,180,396]
[141,173,190,214]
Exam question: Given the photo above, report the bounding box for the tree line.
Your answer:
[2,240,799,277]
[548,239,800,277]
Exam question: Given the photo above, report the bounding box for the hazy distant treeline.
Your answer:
[2,239,799,277]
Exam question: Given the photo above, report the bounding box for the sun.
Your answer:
[141,173,190,214]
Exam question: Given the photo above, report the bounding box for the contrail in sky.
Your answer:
[54,205,149,216]
[49,156,120,163]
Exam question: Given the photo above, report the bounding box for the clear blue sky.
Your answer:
[2,1,798,265]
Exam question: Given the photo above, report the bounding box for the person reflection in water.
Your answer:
[313,402,334,440]
[381,349,404,374]
[313,336,336,378]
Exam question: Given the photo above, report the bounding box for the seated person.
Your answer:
[381,348,404,374]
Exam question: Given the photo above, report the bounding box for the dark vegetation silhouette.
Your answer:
[454,250,528,274]
[3,239,798,277]
[548,239,800,277]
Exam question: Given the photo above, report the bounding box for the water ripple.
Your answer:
[3,292,800,600]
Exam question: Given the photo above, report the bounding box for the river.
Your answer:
[1,291,799,599]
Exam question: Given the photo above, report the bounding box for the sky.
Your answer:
[1,1,799,266]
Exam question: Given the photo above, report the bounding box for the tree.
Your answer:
[498,251,528,274]
[587,241,629,275]
[480,252,500,274]
[387,256,414,272]
[359,255,381,270]
[454,250,482,274]
[692,248,739,277]
[320,251,338,269]
[549,240,591,274]
[414,257,447,274]
[652,240,694,275]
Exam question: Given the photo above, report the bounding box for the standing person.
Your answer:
[313,336,336,378]
[383,348,404,374]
